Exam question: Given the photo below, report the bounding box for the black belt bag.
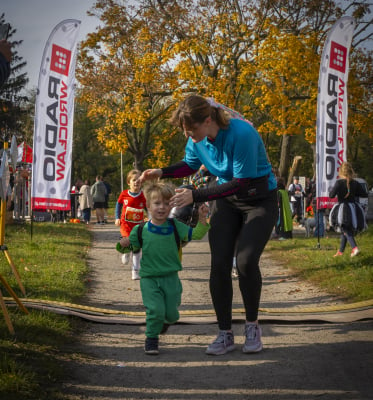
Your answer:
[234,175,272,202]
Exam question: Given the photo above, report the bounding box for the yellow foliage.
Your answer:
[77,1,372,172]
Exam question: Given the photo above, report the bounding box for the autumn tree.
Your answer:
[78,0,372,183]
[77,0,184,170]
[77,0,271,169]
[0,13,29,144]
[246,0,373,180]
[346,48,373,186]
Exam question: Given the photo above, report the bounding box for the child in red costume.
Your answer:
[115,170,147,279]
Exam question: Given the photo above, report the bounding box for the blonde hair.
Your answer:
[126,169,141,184]
[144,182,175,204]
[170,95,230,131]
[339,162,356,198]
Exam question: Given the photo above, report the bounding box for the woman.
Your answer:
[276,178,293,239]
[139,95,278,356]
[329,162,367,257]
[79,180,93,224]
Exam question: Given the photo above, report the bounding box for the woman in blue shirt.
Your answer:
[139,95,278,355]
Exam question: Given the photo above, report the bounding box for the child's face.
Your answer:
[128,175,141,193]
[147,193,172,224]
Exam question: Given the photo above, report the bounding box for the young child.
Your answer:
[118,182,210,355]
[115,170,147,280]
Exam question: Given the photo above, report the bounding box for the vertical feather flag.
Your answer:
[31,20,81,211]
[315,16,355,210]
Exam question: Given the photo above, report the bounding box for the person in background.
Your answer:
[304,177,314,208]
[118,182,210,355]
[0,39,11,86]
[115,169,147,280]
[275,178,293,240]
[138,94,278,356]
[329,162,368,257]
[288,176,304,223]
[79,180,94,225]
[305,177,325,237]
[91,175,107,225]
[102,177,112,222]
[70,179,83,219]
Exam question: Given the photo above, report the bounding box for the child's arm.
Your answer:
[191,203,210,240]
[197,203,209,225]
[116,237,132,254]
[116,236,140,254]
[115,201,123,226]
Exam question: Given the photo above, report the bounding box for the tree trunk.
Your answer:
[278,134,292,180]
[287,156,303,187]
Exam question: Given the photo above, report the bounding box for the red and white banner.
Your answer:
[31,20,81,211]
[315,16,355,209]
[17,142,33,163]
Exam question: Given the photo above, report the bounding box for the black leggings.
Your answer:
[208,190,278,330]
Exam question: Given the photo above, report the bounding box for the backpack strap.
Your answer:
[168,218,180,250]
[137,221,146,247]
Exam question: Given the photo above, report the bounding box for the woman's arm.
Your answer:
[329,180,340,199]
[161,161,197,179]
[139,162,198,184]
[171,178,252,208]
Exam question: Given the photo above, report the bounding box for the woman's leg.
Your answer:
[339,233,347,253]
[236,195,278,322]
[344,230,357,249]
[208,199,242,330]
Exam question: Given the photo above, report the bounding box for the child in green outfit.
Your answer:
[118,182,210,355]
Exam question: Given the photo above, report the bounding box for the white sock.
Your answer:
[132,251,141,270]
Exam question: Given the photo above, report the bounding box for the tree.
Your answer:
[247,25,319,179]
[346,48,373,186]
[0,13,29,144]
[77,0,183,170]
[78,0,373,183]
[72,99,121,194]
[244,0,373,180]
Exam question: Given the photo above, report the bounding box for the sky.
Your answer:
[1,0,100,92]
[1,0,372,93]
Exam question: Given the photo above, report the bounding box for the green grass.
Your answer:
[0,221,91,400]
[265,224,373,302]
[0,217,372,399]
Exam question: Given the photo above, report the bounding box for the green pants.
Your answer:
[140,272,182,338]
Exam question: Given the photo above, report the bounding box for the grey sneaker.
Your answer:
[205,330,235,355]
[242,323,263,353]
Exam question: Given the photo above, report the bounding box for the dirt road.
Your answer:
[61,222,373,400]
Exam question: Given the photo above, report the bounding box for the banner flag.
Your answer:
[17,142,33,163]
[315,16,355,209]
[31,19,81,211]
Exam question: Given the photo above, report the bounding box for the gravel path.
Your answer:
[61,221,373,400]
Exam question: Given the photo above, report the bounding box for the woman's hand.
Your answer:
[171,187,194,208]
[138,169,162,184]
[115,219,121,226]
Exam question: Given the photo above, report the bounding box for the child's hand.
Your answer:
[198,203,209,224]
[120,237,130,247]
[115,219,121,226]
